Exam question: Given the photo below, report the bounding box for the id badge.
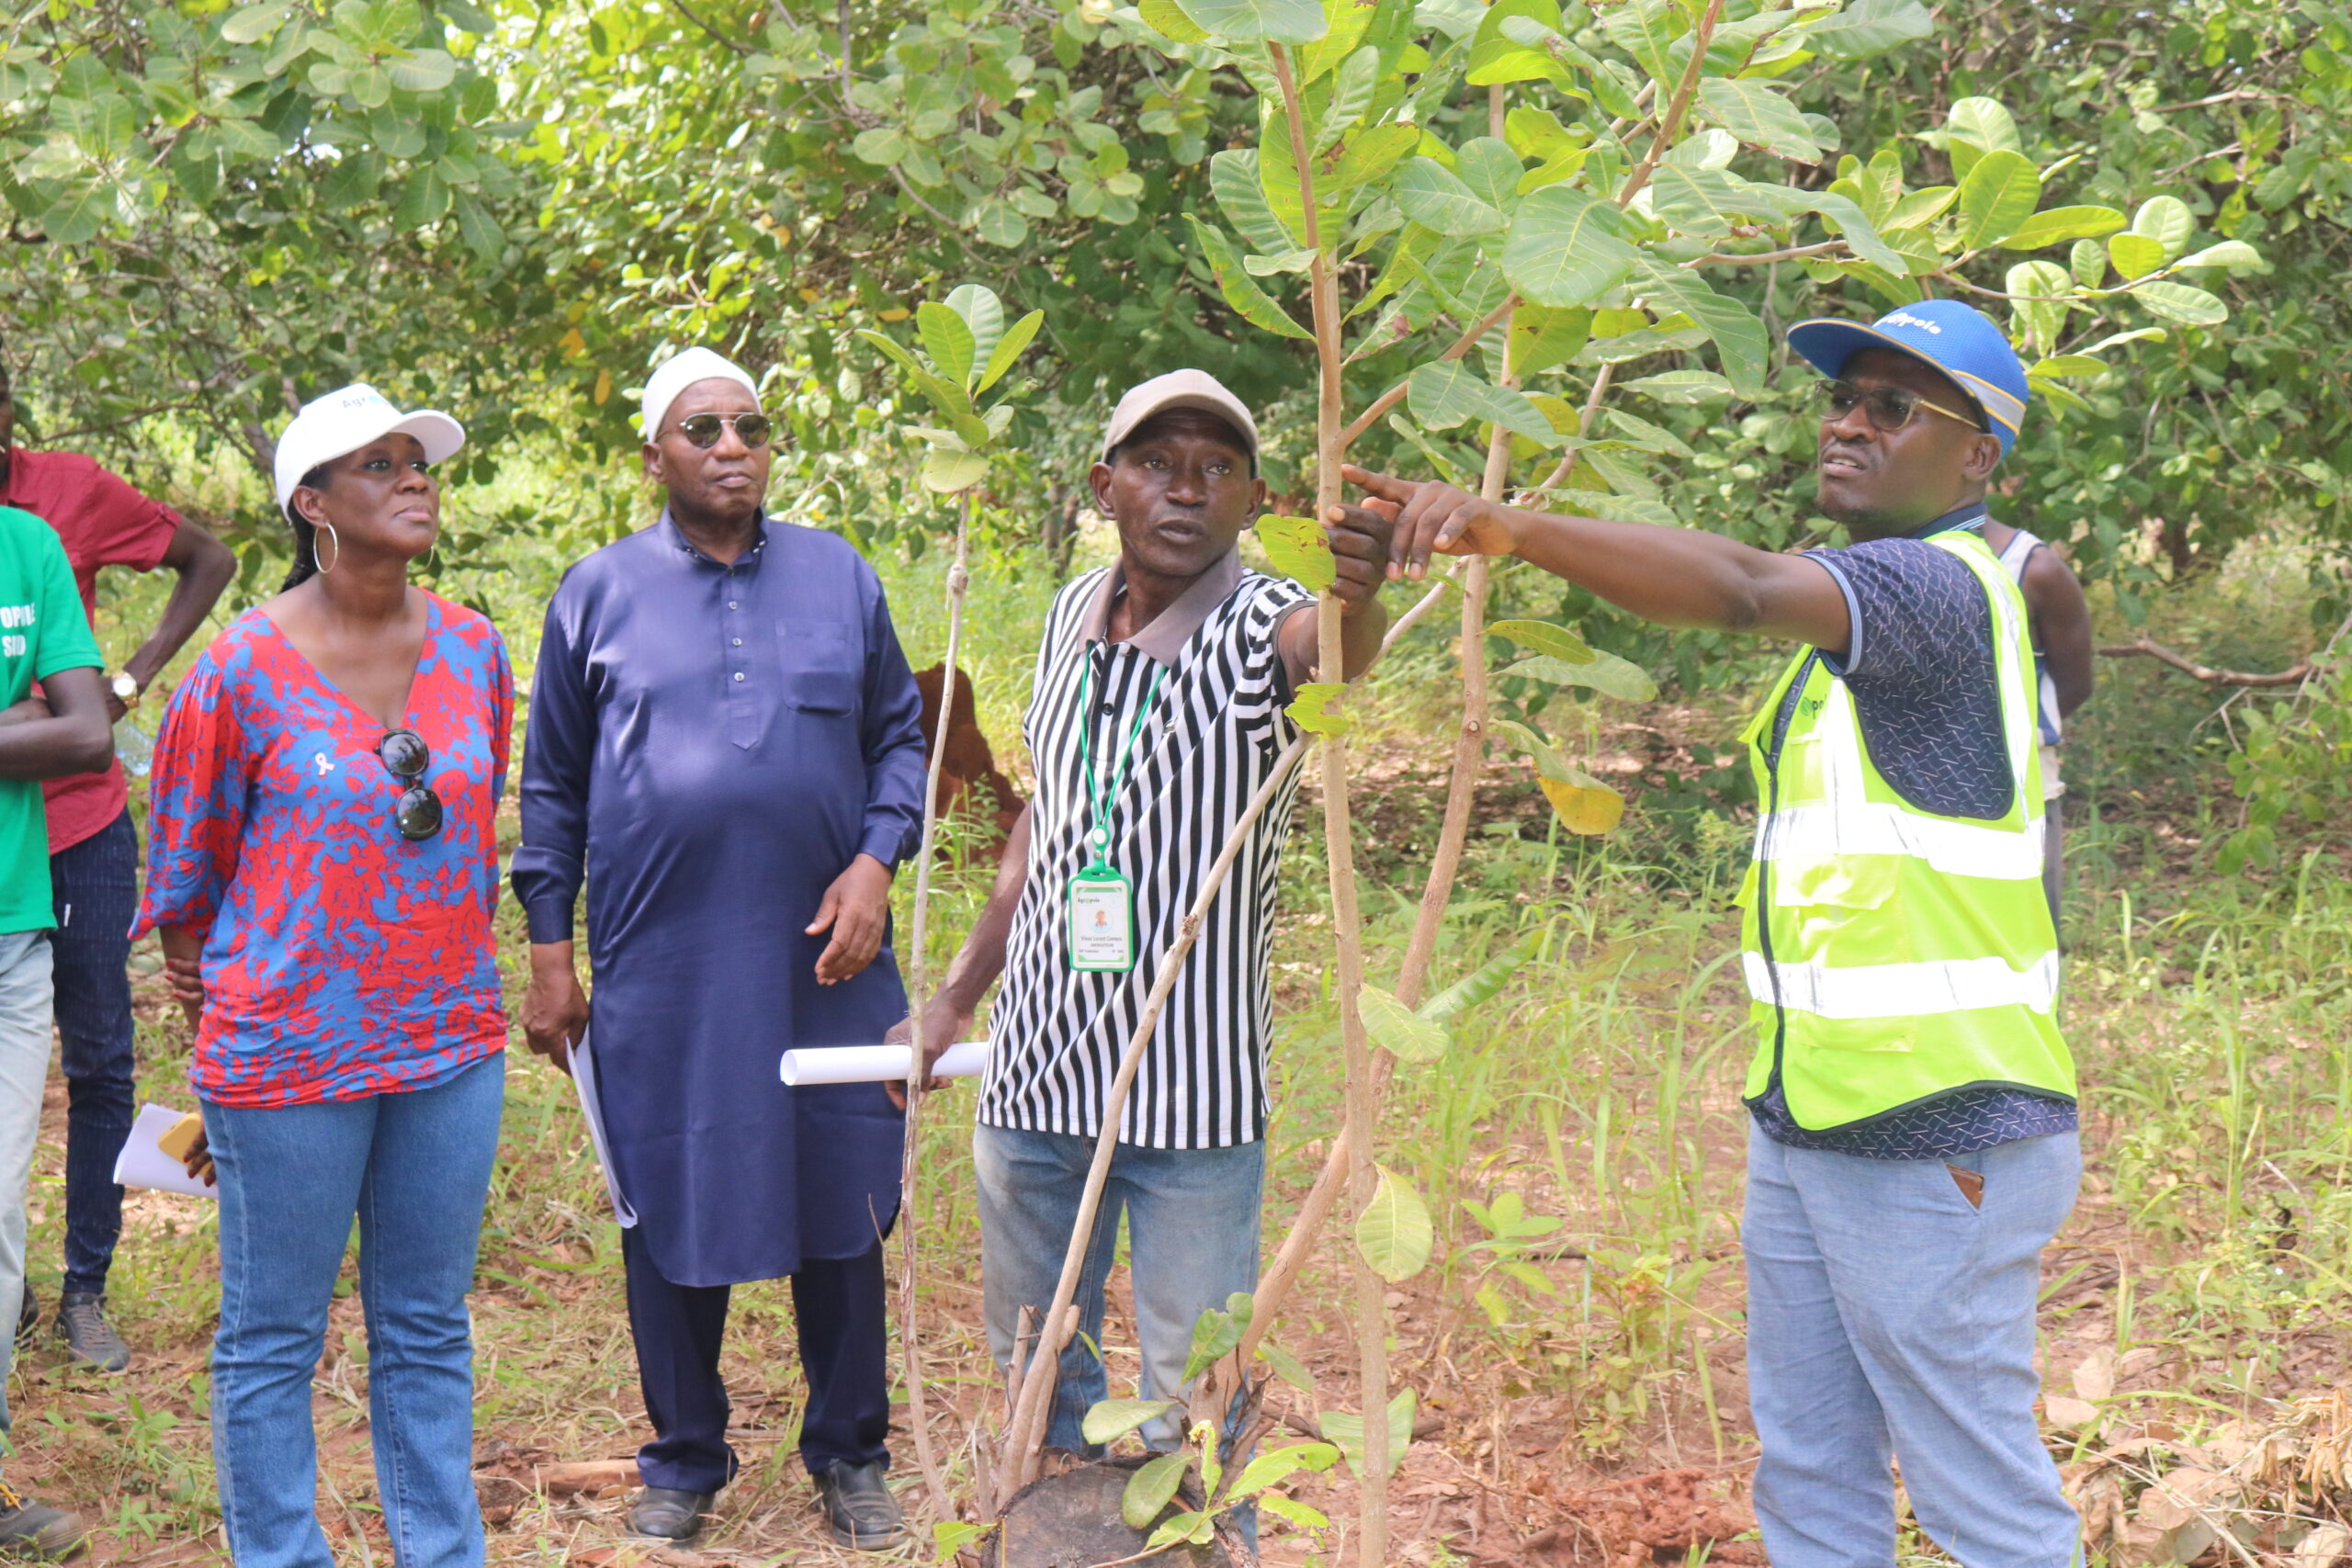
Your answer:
[1068,865,1137,973]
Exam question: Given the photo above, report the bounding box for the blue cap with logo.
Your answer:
[1787,299,2030,457]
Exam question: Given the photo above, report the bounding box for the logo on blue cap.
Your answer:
[1787,299,2030,457]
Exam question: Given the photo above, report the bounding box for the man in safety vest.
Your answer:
[1343,299,2080,1566]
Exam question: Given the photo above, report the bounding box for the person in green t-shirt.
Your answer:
[0,502,112,1559]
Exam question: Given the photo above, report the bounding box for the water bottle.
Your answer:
[114,718,153,779]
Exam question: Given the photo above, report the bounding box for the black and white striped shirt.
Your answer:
[978,550,1312,1149]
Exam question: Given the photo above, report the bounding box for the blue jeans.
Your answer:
[1744,1122,2082,1568]
[0,931,53,1483]
[207,1053,504,1568]
[974,1124,1262,1454]
[51,809,139,1297]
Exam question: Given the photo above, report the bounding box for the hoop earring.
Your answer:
[316,523,341,575]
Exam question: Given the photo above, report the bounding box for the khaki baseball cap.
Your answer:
[1101,369,1259,460]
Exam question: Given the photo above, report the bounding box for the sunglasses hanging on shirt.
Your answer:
[376,728,444,841]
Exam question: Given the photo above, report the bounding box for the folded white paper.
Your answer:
[112,1102,217,1201]
[779,1041,990,1087]
[569,1027,638,1228]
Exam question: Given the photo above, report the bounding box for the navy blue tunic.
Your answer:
[512,513,927,1287]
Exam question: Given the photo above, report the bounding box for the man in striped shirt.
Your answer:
[895,370,1391,1455]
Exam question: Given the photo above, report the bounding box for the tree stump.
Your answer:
[989,1459,1247,1568]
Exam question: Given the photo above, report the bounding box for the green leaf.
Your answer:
[39,182,113,245]
[1121,1452,1192,1530]
[451,189,501,258]
[977,309,1042,393]
[1805,0,1932,58]
[391,162,450,227]
[1997,205,2126,250]
[1257,513,1336,592]
[2174,240,2261,270]
[1419,933,1540,1023]
[220,2,291,42]
[2068,237,2108,288]
[1406,361,1555,444]
[916,302,976,389]
[1498,652,1657,701]
[1172,0,1326,44]
[1493,718,1629,831]
[1257,1339,1316,1393]
[1316,44,1377,146]
[322,148,385,209]
[851,127,905,166]
[1506,304,1590,378]
[1137,0,1209,42]
[1391,155,1505,237]
[1287,682,1349,736]
[1082,1397,1184,1448]
[1696,78,1826,161]
[1604,408,1694,459]
[2130,194,2193,259]
[1359,982,1448,1063]
[1883,184,1957,231]
[1300,0,1376,79]
[1330,122,1418,192]
[1453,136,1525,214]
[945,283,1005,378]
[2005,258,2069,356]
[2131,280,2227,327]
[2080,326,2167,355]
[1209,150,1295,254]
[1490,617,1591,662]
[1227,1442,1340,1501]
[1631,256,1769,399]
[1182,1295,1250,1382]
[387,47,456,92]
[1144,1510,1216,1552]
[1189,217,1313,340]
[1257,1493,1333,1531]
[1783,188,1906,276]
[933,1520,995,1561]
[2106,231,2165,280]
[1501,186,1635,309]
[1355,1163,1434,1281]
[1320,1390,1416,1479]
[2029,354,2108,378]
[1621,369,1733,404]
[1943,95,2018,180]
[922,447,989,493]
[1955,149,2040,248]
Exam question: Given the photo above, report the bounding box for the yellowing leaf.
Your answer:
[1539,773,1625,835]
[593,367,611,405]
[1257,513,1336,592]
[1355,1164,1433,1281]
[1489,618,1593,663]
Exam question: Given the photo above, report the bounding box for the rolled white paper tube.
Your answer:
[778,1040,991,1087]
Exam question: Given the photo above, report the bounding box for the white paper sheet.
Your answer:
[569,1028,638,1228]
[778,1040,990,1088]
[112,1102,218,1201]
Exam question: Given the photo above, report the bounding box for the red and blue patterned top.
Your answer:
[133,592,514,1107]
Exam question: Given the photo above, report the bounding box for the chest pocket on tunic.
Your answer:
[778,621,860,716]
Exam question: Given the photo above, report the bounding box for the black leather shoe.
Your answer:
[627,1486,714,1541]
[814,1461,906,1551]
[53,1295,129,1373]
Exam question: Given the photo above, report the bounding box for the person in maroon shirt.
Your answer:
[0,350,235,1370]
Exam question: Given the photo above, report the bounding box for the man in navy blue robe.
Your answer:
[512,347,927,1550]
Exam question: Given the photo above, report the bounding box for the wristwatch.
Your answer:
[108,671,141,707]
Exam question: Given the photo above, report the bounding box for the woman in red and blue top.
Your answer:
[132,385,511,1568]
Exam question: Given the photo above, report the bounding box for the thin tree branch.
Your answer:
[1615,0,1724,211]
[1338,297,1516,448]
[1684,239,1847,269]
[2097,637,2316,688]
[664,0,751,53]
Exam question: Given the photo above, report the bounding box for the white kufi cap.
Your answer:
[640,347,762,440]
[274,384,464,513]
[1102,368,1259,460]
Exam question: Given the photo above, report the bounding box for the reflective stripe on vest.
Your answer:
[1738,528,2075,1132]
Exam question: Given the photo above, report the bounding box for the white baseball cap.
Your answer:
[639,346,762,440]
[1102,368,1259,461]
[274,384,465,513]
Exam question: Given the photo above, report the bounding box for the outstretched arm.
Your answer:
[1344,464,1854,656]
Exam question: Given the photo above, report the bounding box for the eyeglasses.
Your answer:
[668,412,775,450]
[376,728,444,841]
[1815,379,1984,434]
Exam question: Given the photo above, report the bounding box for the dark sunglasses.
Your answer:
[376,728,444,841]
[670,412,775,449]
[1815,378,1983,435]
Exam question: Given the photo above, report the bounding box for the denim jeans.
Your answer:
[0,931,53,1483]
[50,808,139,1297]
[1744,1122,2083,1568]
[207,1053,504,1568]
[973,1123,1262,1454]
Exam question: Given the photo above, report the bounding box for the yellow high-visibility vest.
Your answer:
[1736,528,2075,1131]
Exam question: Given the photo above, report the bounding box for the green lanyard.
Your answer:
[1075,645,1166,868]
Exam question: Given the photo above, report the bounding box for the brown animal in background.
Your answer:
[913,662,1025,861]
